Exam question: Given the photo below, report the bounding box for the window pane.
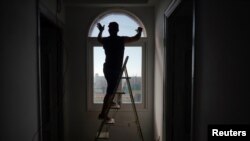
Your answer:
[93,46,106,103]
[122,47,142,104]
[89,13,146,37]
[93,46,142,104]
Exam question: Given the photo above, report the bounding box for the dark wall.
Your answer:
[165,1,193,141]
[0,0,39,141]
[194,0,250,140]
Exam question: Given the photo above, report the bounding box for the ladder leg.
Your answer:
[95,120,106,141]
[96,94,116,140]
[125,67,144,141]
[96,56,144,140]
[96,57,129,140]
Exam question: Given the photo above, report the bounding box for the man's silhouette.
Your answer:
[97,22,142,121]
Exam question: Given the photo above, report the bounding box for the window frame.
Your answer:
[88,9,147,37]
[87,37,148,111]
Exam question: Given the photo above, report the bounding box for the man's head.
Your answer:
[108,22,119,36]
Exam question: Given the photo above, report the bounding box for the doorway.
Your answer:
[39,14,63,141]
[164,0,193,141]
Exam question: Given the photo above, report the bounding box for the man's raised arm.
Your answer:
[97,23,104,44]
[124,27,143,43]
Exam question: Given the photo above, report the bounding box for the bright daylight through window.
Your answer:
[93,46,142,103]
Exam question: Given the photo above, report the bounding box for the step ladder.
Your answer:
[95,56,144,141]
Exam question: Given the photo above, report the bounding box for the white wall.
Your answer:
[154,0,171,141]
[0,0,39,141]
[64,5,155,141]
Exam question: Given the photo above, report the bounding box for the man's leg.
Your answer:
[99,94,113,119]
[99,68,120,119]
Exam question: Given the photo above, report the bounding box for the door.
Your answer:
[165,0,193,141]
[39,14,63,141]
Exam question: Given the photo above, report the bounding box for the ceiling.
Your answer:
[64,0,160,6]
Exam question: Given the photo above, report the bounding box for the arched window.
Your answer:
[88,10,147,37]
[87,10,147,109]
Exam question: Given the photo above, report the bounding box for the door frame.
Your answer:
[163,0,196,140]
[37,2,64,141]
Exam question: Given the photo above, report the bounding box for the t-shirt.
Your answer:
[101,36,125,69]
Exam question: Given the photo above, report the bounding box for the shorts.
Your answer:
[103,64,121,96]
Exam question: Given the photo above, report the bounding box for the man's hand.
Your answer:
[136,27,143,33]
[97,23,105,32]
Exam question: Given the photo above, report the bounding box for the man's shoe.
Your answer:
[110,102,121,109]
[110,101,121,109]
[98,114,115,124]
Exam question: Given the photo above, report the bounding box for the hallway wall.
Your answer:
[0,0,39,141]
[154,0,171,141]
[64,6,155,141]
[40,0,65,23]
[194,0,250,141]
[155,0,250,141]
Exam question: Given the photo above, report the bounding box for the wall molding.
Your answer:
[164,0,182,17]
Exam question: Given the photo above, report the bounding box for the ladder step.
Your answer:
[110,104,121,109]
[116,92,125,95]
[96,131,109,139]
[121,77,131,79]
[105,118,115,124]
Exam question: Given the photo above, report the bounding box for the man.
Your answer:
[97,22,143,121]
